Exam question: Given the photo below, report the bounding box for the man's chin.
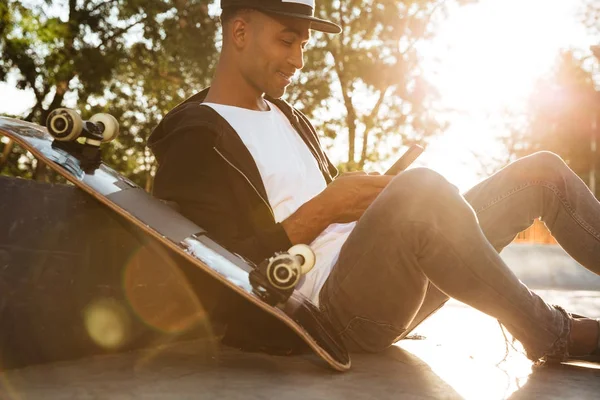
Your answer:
[265,86,287,99]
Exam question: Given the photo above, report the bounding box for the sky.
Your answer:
[0,0,596,191]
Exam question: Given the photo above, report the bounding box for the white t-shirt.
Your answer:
[203,101,355,305]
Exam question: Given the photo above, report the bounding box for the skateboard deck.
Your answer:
[0,114,350,371]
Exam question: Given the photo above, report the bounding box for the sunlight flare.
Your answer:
[420,0,590,190]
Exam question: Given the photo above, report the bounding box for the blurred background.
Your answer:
[0,0,599,242]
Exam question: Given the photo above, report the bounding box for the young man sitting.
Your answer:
[148,0,600,364]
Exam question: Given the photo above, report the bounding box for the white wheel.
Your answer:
[46,108,83,141]
[288,244,316,275]
[90,113,120,142]
[266,254,300,290]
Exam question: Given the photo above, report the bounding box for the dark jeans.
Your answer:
[319,151,600,361]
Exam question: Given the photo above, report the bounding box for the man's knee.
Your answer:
[517,151,568,180]
[371,168,464,221]
[387,167,458,200]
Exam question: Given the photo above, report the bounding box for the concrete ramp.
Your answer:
[500,243,600,291]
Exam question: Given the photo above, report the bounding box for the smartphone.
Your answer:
[384,144,424,175]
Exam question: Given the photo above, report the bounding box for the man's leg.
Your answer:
[397,151,600,343]
[319,167,584,361]
[463,151,600,274]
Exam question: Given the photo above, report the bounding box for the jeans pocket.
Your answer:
[341,316,407,353]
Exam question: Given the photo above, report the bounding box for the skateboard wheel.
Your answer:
[266,254,301,290]
[90,113,120,142]
[288,244,316,275]
[46,108,83,141]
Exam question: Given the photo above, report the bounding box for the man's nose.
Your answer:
[289,46,304,70]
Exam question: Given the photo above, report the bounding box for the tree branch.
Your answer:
[88,0,119,16]
[0,140,15,171]
[399,1,445,57]
[325,3,359,166]
[98,17,147,49]
[42,75,74,122]
[359,87,390,168]
[330,50,358,165]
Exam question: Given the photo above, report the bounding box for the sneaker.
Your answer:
[566,317,600,363]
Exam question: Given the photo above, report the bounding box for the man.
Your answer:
[148,0,600,363]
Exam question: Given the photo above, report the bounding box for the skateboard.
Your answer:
[0,109,350,371]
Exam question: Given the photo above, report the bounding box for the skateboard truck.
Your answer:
[250,244,316,306]
[46,108,119,172]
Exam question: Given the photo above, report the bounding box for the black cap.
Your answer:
[221,0,342,34]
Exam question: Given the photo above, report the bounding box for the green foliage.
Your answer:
[86,0,219,190]
[0,1,133,122]
[1,0,474,186]
[286,0,474,171]
[0,0,219,188]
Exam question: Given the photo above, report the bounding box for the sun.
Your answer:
[427,0,586,112]
[418,0,590,191]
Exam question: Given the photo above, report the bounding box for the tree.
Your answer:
[86,0,219,191]
[0,0,219,188]
[502,51,600,194]
[2,0,475,186]
[285,0,474,171]
[0,0,145,181]
[581,0,599,40]
[0,0,138,123]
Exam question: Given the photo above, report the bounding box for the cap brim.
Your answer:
[263,10,342,34]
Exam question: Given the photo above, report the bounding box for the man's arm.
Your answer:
[282,174,394,245]
[281,194,332,245]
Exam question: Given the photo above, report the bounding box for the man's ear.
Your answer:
[231,17,249,49]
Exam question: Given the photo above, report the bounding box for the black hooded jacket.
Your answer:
[148,88,338,349]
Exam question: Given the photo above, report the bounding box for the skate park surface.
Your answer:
[1,243,599,399]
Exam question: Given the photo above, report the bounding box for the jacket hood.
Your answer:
[148,88,213,165]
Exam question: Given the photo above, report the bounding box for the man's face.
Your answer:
[238,12,311,99]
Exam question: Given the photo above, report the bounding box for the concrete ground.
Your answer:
[1,244,599,399]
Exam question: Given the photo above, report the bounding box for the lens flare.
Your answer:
[122,243,212,336]
[84,298,131,350]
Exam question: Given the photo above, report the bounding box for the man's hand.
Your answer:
[317,174,393,223]
[281,173,393,245]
